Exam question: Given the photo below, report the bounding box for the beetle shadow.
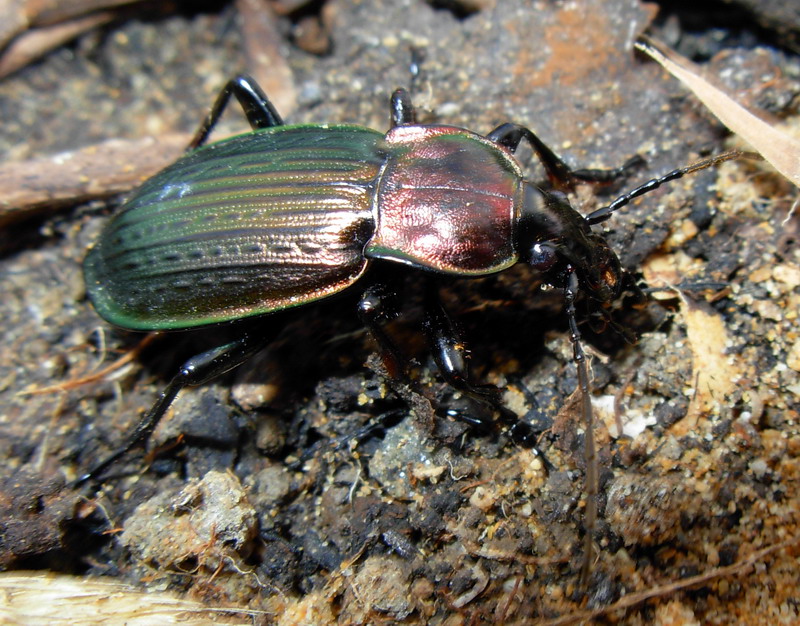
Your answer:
[437,264,666,413]
[103,261,665,481]
[120,289,401,460]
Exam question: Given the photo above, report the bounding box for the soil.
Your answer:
[0,0,798,623]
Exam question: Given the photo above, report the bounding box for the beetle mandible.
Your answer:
[77,75,743,573]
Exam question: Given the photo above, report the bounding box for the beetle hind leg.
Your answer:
[188,74,285,151]
[74,330,274,486]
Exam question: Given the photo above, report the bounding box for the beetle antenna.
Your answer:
[586,150,759,225]
[564,267,598,583]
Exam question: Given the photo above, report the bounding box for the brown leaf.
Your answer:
[674,296,740,435]
[635,35,800,188]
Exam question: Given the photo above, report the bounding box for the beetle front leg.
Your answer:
[188,74,285,151]
[422,280,499,403]
[422,281,542,447]
[357,282,406,380]
[487,123,642,190]
[75,330,273,486]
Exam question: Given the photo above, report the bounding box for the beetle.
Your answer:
[77,74,743,575]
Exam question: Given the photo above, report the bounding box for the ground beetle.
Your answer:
[78,75,743,575]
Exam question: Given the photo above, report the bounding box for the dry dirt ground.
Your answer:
[0,0,798,623]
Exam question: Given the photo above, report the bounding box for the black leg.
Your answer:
[188,74,285,151]
[74,330,273,486]
[357,282,405,380]
[487,123,643,191]
[422,280,542,448]
[487,123,575,188]
[337,408,407,450]
[422,280,498,403]
[390,88,416,127]
[570,155,645,185]
[357,274,543,450]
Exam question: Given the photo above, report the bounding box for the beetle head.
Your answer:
[579,233,623,302]
[521,185,626,304]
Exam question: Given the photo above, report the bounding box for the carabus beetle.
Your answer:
[77,74,743,573]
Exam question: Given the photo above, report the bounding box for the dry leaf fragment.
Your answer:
[674,295,741,435]
[635,36,800,188]
[0,571,256,624]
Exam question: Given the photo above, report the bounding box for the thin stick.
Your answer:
[0,135,188,227]
[535,537,798,626]
[18,333,160,396]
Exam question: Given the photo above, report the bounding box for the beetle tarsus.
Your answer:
[73,376,183,486]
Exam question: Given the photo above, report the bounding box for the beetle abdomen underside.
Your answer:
[84,125,384,330]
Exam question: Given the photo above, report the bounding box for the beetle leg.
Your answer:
[357,282,406,380]
[563,267,599,583]
[74,330,273,486]
[390,88,416,127]
[487,123,642,191]
[487,123,575,189]
[422,281,544,448]
[422,280,498,402]
[188,74,284,151]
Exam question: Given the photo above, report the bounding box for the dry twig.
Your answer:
[534,537,798,626]
[0,134,188,226]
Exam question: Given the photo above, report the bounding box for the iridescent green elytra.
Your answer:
[84,125,384,330]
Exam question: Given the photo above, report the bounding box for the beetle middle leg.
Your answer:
[75,329,275,485]
[356,278,441,428]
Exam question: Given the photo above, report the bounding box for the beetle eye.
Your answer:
[529,243,558,271]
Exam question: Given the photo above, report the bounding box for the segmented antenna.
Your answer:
[586,150,756,225]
